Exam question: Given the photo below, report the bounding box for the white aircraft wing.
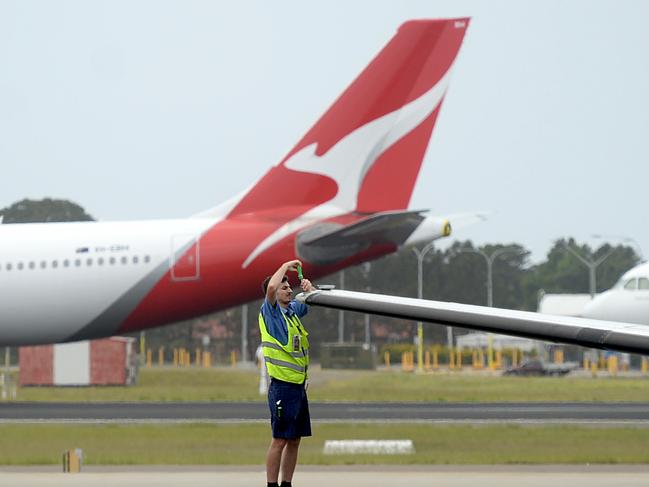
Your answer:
[296,289,649,355]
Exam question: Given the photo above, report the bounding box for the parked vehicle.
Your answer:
[503,359,579,376]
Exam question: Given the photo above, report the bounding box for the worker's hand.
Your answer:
[301,279,315,293]
[284,259,302,272]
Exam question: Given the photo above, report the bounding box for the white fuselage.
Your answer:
[582,261,649,325]
[0,219,215,344]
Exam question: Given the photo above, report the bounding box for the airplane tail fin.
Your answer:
[227,18,470,218]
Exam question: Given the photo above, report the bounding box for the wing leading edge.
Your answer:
[296,289,649,355]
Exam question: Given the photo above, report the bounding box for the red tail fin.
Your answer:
[229,18,470,217]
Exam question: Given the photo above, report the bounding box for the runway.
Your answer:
[1,402,649,424]
[2,465,649,487]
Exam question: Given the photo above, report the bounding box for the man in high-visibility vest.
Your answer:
[259,259,315,487]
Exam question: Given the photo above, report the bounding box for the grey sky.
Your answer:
[1,0,647,263]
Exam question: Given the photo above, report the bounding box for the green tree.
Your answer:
[0,198,94,223]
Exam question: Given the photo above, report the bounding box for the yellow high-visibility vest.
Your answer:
[259,308,309,384]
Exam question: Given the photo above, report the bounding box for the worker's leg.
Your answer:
[280,437,301,482]
[266,437,287,483]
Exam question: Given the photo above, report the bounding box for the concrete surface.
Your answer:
[1,465,649,486]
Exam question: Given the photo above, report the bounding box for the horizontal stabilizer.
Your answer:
[296,210,426,265]
[301,210,425,246]
[297,289,649,355]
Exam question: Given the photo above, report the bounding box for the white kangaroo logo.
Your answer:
[242,66,454,268]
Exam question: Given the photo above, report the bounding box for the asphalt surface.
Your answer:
[1,401,649,424]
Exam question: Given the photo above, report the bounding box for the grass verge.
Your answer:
[0,423,648,465]
[10,368,649,402]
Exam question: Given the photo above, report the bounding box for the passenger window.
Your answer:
[63,259,70,268]
[75,259,81,267]
[624,278,637,290]
[98,257,104,266]
[121,256,127,265]
[6,263,11,271]
[86,258,93,266]
[133,256,139,264]
[144,255,151,264]
[109,257,116,265]
[639,278,649,290]
[40,261,46,269]
[52,260,58,269]
[29,262,35,270]
[17,262,24,270]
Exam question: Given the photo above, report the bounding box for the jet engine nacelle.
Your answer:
[403,215,452,247]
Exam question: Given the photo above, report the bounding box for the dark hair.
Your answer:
[262,275,288,296]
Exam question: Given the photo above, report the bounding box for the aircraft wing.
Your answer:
[296,289,649,355]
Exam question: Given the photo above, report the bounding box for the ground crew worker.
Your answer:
[259,259,315,487]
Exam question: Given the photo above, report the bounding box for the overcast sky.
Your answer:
[1,0,647,263]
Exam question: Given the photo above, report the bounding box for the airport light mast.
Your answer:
[456,246,523,308]
[561,242,615,298]
[412,241,439,372]
[455,246,524,369]
[592,234,644,263]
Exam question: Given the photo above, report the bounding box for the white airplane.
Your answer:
[0,18,471,346]
[297,261,649,356]
[581,261,649,325]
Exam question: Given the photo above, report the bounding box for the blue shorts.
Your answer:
[268,378,312,439]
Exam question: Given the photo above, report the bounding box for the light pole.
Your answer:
[338,270,345,343]
[592,234,644,263]
[412,241,437,372]
[456,247,523,307]
[561,242,615,298]
[362,263,371,346]
[455,246,524,369]
[241,304,249,363]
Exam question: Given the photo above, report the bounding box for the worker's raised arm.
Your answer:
[266,259,301,306]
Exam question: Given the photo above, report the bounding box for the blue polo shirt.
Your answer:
[260,299,308,346]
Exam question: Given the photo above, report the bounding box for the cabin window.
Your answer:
[133,256,139,264]
[52,260,58,269]
[28,262,35,270]
[86,258,93,266]
[17,262,24,270]
[109,257,116,265]
[75,259,81,267]
[6,263,11,271]
[121,256,127,265]
[624,278,637,290]
[144,255,151,264]
[63,259,70,268]
[639,278,649,290]
[98,257,104,266]
[40,261,46,269]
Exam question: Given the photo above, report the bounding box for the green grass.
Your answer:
[11,367,649,402]
[14,368,263,402]
[0,423,648,465]
[309,370,649,402]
